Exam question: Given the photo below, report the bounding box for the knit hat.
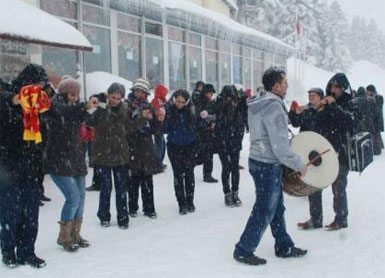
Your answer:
[107,82,126,97]
[11,63,49,93]
[57,75,81,95]
[154,84,168,101]
[307,87,324,98]
[202,84,216,94]
[131,77,151,95]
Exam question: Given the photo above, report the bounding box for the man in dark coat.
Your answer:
[350,87,377,136]
[289,86,354,230]
[191,80,205,116]
[366,84,384,155]
[0,64,49,268]
[195,83,218,183]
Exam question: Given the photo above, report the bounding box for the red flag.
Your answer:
[296,19,301,35]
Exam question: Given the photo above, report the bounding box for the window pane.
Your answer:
[42,46,78,81]
[0,40,29,82]
[82,4,110,26]
[168,27,185,42]
[118,32,141,81]
[253,49,263,60]
[188,33,201,46]
[168,42,186,90]
[146,37,164,87]
[205,37,218,50]
[232,44,242,56]
[83,25,111,73]
[264,52,274,69]
[244,47,251,58]
[205,50,218,89]
[83,0,103,5]
[41,0,77,20]
[243,59,251,89]
[233,56,243,84]
[219,41,231,53]
[189,47,202,91]
[220,53,231,86]
[118,14,141,33]
[145,22,163,36]
[253,60,263,89]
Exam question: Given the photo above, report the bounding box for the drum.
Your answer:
[283,131,339,197]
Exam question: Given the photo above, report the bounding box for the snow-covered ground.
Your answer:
[1,134,384,278]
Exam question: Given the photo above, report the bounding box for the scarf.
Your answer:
[18,85,51,144]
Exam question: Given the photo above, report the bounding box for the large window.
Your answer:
[206,50,218,90]
[118,32,141,81]
[232,44,243,84]
[145,37,164,87]
[83,25,111,73]
[189,46,202,91]
[220,53,231,87]
[169,42,186,90]
[0,40,29,82]
[42,47,78,79]
[243,58,252,89]
[253,60,263,89]
[40,0,77,20]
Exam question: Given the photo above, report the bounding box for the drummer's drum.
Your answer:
[283,131,339,197]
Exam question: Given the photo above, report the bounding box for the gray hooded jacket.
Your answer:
[247,92,305,171]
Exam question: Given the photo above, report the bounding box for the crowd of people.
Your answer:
[0,63,383,269]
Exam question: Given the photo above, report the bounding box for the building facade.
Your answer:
[0,0,292,95]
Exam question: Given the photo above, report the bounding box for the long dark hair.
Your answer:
[169,89,194,128]
[217,85,239,119]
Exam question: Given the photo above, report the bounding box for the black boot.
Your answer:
[18,255,46,268]
[276,247,307,258]
[232,191,242,206]
[204,175,218,183]
[86,184,100,192]
[2,253,17,268]
[187,201,195,213]
[233,250,267,265]
[225,193,235,207]
[40,194,51,202]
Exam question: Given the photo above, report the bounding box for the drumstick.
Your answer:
[289,149,331,177]
[306,149,331,166]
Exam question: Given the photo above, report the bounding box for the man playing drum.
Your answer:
[233,67,308,266]
[289,79,354,231]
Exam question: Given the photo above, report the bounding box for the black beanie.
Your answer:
[202,84,216,94]
[107,82,125,97]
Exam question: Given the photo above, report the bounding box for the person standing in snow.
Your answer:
[195,84,219,183]
[288,87,354,230]
[318,73,356,230]
[191,80,205,116]
[233,67,308,266]
[213,85,243,207]
[88,82,150,229]
[163,90,197,215]
[43,76,94,252]
[151,84,168,174]
[126,78,164,219]
[366,84,384,155]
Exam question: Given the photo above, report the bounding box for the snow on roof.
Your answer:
[149,0,293,50]
[0,0,92,51]
[80,71,133,97]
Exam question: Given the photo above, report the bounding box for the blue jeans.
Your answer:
[154,133,166,168]
[96,165,129,226]
[235,159,294,257]
[51,175,86,221]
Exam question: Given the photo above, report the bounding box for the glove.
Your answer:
[290,100,299,112]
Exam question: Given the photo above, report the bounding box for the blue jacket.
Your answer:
[163,107,196,146]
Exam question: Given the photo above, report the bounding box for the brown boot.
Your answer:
[57,221,79,252]
[72,218,90,248]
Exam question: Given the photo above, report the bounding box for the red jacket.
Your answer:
[151,84,168,113]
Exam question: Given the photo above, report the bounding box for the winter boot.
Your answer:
[2,253,17,268]
[203,175,218,183]
[325,221,347,231]
[232,191,242,207]
[276,246,307,258]
[187,201,195,213]
[233,250,267,266]
[72,218,90,248]
[18,254,46,268]
[225,193,235,207]
[297,219,322,230]
[57,221,79,252]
